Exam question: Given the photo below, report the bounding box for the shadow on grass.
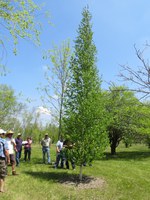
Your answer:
[103,151,150,161]
[24,170,94,185]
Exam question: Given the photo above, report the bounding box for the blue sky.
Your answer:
[1,0,150,112]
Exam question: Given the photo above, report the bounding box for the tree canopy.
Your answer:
[105,85,145,154]
[0,0,40,48]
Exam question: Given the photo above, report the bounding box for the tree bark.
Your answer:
[79,165,83,181]
[110,144,116,155]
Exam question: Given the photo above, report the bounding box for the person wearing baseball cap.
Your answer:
[40,133,51,164]
[0,128,6,136]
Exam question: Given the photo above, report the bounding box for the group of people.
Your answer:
[0,128,32,193]
[0,129,75,193]
[40,134,75,170]
[54,137,75,170]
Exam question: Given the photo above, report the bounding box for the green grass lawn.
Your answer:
[2,143,150,200]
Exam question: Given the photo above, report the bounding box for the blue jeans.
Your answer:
[55,150,65,168]
[16,151,22,166]
[42,147,50,163]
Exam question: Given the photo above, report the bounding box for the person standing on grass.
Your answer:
[5,130,18,176]
[0,128,10,193]
[41,133,51,164]
[24,137,32,162]
[15,133,22,167]
[54,136,64,169]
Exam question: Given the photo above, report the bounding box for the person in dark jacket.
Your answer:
[63,139,75,170]
[15,133,22,166]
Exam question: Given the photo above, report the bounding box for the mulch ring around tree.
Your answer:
[59,175,106,190]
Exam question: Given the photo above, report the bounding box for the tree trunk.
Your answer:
[111,143,116,155]
[125,142,128,148]
[79,165,83,181]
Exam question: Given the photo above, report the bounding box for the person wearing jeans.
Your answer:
[41,133,51,164]
[54,137,64,169]
[15,133,22,166]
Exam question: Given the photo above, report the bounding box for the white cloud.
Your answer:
[52,94,59,100]
[36,106,51,116]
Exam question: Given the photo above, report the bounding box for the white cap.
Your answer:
[0,128,6,134]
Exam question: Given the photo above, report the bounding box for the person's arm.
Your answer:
[29,139,32,145]
[49,138,51,147]
[5,149,10,164]
[12,139,17,152]
[56,145,60,153]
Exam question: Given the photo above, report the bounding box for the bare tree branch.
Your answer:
[119,44,150,99]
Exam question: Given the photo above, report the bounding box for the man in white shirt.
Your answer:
[5,130,18,175]
[55,137,64,168]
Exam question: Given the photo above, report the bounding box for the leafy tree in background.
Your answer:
[105,85,142,155]
[0,84,23,129]
[64,7,108,181]
[135,101,150,146]
[40,40,71,139]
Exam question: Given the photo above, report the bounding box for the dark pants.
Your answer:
[66,160,75,169]
[24,148,31,161]
[55,151,65,168]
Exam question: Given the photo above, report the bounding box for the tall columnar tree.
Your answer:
[64,7,108,181]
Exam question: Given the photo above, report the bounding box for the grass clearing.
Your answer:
[1,143,150,200]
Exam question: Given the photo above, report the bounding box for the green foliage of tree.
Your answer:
[131,101,150,148]
[63,7,108,180]
[0,84,17,125]
[0,0,41,50]
[0,85,23,129]
[0,84,58,142]
[0,0,41,73]
[105,85,142,155]
[136,102,150,134]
